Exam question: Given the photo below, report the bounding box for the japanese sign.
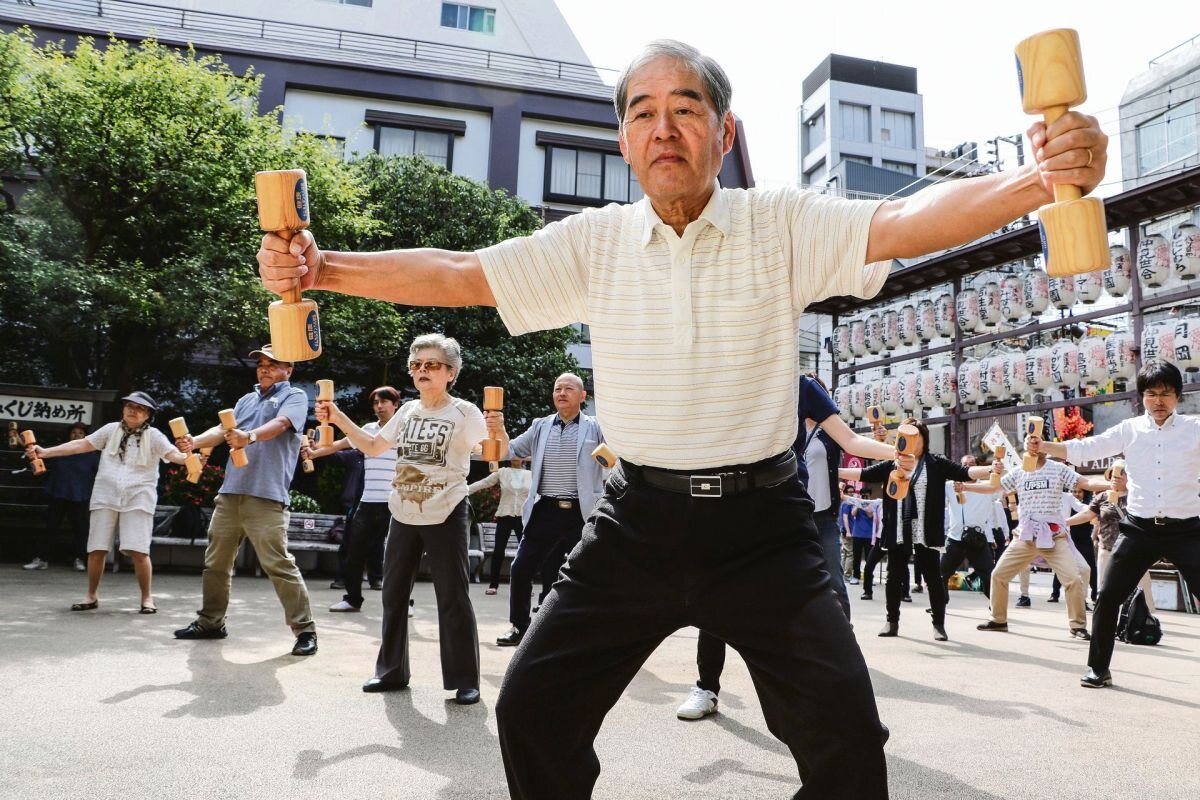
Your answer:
[0,395,93,425]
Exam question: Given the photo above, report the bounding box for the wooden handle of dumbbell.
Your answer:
[301,430,315,474]
[316,379,335,447]
[1023,417,1044,472]
[1107,460,1124,506]
[481,386,504,471]
[592,443,617,469]
[990,445,1006,489]
[169,417,203,484]
[276,229,300,305]
[21,430,45,475]
[217,409,248,468]
[954,487,965,504]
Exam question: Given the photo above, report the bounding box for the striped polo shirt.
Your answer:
[478,183,886,470]
[538,414,580,498]
[356,420,397,504]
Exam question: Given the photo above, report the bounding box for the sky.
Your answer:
[556,0,1199,196]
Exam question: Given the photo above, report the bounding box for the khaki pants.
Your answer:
[198,494,315,635]
[990,536,1086,629]
[1097,547,1155,614]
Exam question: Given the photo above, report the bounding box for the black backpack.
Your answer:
[1116,589,1163,646]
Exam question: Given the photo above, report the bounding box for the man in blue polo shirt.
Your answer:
[172,345,317,656]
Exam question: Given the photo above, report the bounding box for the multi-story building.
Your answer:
[1120,34,1200,194]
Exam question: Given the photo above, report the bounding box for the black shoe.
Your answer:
[292,632,318,656]
[496,626,524,647]
[912,585,924,594]
[932,624,949,641]
[901,594,913,603]
[1080,668,1112,688]
[1070,627,1092,641]
[860,591,873,600]
[455,688,481,705]
[1047,594,1060,603]
[329,580,345,590]
[878,622,899,637]
[976,620,1008,632]
[369,582,383,591]
[1016,596,1031,608]
[174,621,227,640]
[363,677,408,693]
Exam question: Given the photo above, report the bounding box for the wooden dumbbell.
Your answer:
[217,409,248,468]
[886,423,923,501]
[1023,416,1045,471]
[21,430,45,475]
[990,445,1006,489]
[867,406,884,426]
[255,169,322,362]
[1014,29,1108,277]
[6,421,19,449]
[592,443,617,469]
[302,429,315,474]
[168,417,203,484]
[954,485,966,505]
[316,380,335,447]
[1107,459,1124,506]
[481,387,504,472]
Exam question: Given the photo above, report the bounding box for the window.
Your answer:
[880,109,915,149]
[882,160,916,175]
[841,154,872,166]
[319,0,373,6]
[538,132,642,206]
[803,108,826,153]
[441,3,496,33]
[839,102,871,143]
[1137,98,1197,174]
[364,110,465,170]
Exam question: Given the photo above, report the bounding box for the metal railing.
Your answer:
[1,0,618,95]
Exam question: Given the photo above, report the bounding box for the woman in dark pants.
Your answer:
[1050,487,1097,603]
[317,334,490,705]
[840,419,997,641]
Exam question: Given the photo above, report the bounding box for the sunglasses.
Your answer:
[408,360,449,373]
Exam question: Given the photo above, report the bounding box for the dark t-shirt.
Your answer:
[791,376,841,485]
[44,451,100,503]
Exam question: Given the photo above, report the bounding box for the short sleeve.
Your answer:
[459,402,488,448]
[86,422,116,452]
[1089,495,1103,514]
[1000,471,1020,494]
[377,404,411,447]
[1060,463,1081,493]
[477,211,592,335]
[148,429,175,462]
[276,389,308,433]
[798,377,839,423]
[779,188,889,311]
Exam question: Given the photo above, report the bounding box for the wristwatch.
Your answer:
[248,431,258,445]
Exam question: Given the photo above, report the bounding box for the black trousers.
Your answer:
[1088,515,1200,674]
[886,542,945,626]
[488,515,524,588]
[852,538,871,581]
[508,499,584,632]
[40,497,90,561]
[862,543,886,591]
[337,503,384,586]
[495,460,889,800]
[375,500,479,691]
[1053,528,1098,599]
[341,502,391,608]
[939,538,995,599]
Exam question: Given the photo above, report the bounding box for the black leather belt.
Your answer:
[635,452,796,498]
[1129,514,1200,528]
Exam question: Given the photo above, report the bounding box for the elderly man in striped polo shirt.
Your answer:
[259,39,1106,800]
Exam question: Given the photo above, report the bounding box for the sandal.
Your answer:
[70,601,99,611]
[139,605,158,615]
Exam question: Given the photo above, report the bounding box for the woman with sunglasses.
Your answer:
[315,334,491,705]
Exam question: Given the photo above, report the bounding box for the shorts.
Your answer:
[87,508,154,555]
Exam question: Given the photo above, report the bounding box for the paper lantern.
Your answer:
[850,383,867,419]
[977,273,1001,327]
[1077,337,1108,387]
[901,371,920,411]
[916,299,936,343]
[1025,346,1053,391]
[1156,323,1177,366]
[832,324,852,363]
[937,363,958,409]
[1024,268,1050,315]
[1048,275,1076,310]
[835,386,853,422]
[1076,270,1104,304]
[849,319,867,357]
[1172,224,1200,281]
[1137,233,1171,289]
[1104,245,1132,298]
[1051,340,1081,388]
[918,369,939,409]
[957,359,981,405]
[865,312,883,354]
[956,288,981,333]
[1174,318,1200,371]
[1106,331,1135,381]
[882,308,900,350]
[1141,323,1163,365]
[898,304,918,345]
[1000,276,1026,323]
[1005,350,1029,398]
[883,377,903,414]
[983,355,1008,402]
[934,292,956,338]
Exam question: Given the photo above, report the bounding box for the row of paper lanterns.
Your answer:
[832,224,1200,364]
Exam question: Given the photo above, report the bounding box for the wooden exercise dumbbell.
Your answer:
[302,429,315,474]
[218,409,249,468]
[1014,29,1108,277]
[886,423,923,501]
[592,443,617,469]
[991,445,1006,489]
[481,386,504,472]
[255,169,322,362]
[1107,459,1124,506]
[867,406,884,426]
[169,417,203,483]
[1023,417,1045,472]
[6,421,19,449]
[316,380,335,447]
[21,430,45,475]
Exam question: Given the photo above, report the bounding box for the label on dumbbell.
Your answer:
[305,310,321,352]
[1038,220,1049,268]
[1014,54,1024,98]
[294,176,309,223]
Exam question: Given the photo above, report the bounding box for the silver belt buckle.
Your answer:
[690,475,722,498]
[557,500,574,510]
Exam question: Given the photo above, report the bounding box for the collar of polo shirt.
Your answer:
[554,413,580,428]
[638,180,731,248]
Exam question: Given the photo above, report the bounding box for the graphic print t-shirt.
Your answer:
[999,460,1081,532]
[378,397,487,525]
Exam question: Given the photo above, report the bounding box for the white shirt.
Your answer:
[804,433,832,511]
[1000,460,1081,531]
[355,420,398,504]
[85,423,174,514]
[945,482,1007,541]
[468,467,532,518]
[478,184,886,470]
[1064,411,1200,519]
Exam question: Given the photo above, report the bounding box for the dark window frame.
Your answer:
[537,132,640,208]
[365,110,465,171]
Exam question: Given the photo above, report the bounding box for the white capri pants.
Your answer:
[87,508,153,555]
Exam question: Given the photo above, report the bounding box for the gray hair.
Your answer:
[410,333,463,385]
[613,39,733,126]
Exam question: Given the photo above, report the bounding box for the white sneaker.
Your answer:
[676,687,719,720]
[408,599,415,618]
[22,558,48,571]
[329,600,360,612]
[73,558,86,572]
